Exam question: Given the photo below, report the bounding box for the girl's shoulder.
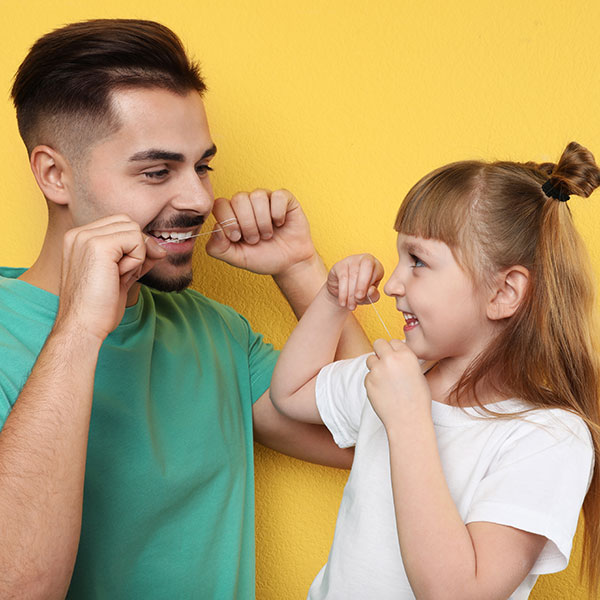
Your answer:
[482,399,592,450]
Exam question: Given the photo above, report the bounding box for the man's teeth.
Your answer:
[152,231,194,241]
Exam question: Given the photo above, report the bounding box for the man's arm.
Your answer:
[0,216,165,599]
[206,188,371,360]
[206,192,372,466]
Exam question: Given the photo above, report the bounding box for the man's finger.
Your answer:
[212,197,241,242]
[231,192,260,244]
[270,189,293,227]
[249,189,274,240]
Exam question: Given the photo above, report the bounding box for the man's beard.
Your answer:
[139,252,194,292]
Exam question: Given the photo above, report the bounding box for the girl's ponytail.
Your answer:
[533,142,600,595]
[545,141,600,199]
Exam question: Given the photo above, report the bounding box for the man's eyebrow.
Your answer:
[129,149,184,162]
[128,144,217,163]
[201,144,217,160]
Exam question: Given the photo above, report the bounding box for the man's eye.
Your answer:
[410,254,425,268]
[144,169,169,180]
[196,164,214,176]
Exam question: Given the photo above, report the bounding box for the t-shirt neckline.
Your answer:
[0,266,144,326]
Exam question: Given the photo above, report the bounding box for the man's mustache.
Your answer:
[145,214,205,231]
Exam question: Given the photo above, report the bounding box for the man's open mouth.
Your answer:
[149,230,196,243]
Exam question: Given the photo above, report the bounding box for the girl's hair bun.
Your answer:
[547,141,600,199]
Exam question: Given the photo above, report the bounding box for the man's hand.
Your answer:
[55,214,167,342]
[205,189,316,276]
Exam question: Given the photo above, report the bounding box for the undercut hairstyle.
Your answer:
[395,142,600,595]
[11,19,206,158]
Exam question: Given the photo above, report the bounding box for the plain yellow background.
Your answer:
[1,1,599,598]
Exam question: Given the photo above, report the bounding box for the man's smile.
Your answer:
[148,228,199,243]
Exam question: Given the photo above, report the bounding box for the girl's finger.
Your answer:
[355,257,377,301]
[347,262,361,310]
[337,266,349,307]
[372,338,392,358]
[365,353,378,371]
[366,285,380,303]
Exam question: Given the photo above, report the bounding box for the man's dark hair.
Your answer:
[11,19,207,156]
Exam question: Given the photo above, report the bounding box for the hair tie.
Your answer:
[542,179,570,202]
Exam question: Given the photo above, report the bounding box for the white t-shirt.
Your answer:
[309,355,594,600]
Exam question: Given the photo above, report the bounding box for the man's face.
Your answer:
[70,87,216,292]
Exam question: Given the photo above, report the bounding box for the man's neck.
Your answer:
[18,232,62,296]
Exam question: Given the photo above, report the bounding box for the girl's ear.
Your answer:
[487,266,530,321]
[29,145,73,206]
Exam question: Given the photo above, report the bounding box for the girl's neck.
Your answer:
[425,359,504,407]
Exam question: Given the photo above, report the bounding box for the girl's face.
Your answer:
[384,234,496,369]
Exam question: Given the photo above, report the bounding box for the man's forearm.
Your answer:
[0,324,101,599]
[273,253,372,358]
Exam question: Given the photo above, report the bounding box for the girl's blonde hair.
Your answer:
[394,142,600,592]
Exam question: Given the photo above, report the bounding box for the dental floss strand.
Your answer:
[367,294,392,338]
[156,218,237,246]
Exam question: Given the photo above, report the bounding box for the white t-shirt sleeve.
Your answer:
[466,409,594,574]
[315,354,371,448]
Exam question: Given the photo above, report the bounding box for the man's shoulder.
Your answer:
[143,286,254,337]
[0,267,58,327]
[0,266,27,280]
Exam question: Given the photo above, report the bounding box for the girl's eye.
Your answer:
[144,169,169,180]
[410,254,425,268]
[196,164,214,176]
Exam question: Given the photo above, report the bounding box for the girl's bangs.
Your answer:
[393,161,483,248]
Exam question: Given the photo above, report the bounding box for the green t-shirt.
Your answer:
[0,267,278,599]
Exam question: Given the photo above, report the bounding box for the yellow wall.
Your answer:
[1,1,599,598]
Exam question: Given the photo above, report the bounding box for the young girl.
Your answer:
[270,142,600,599]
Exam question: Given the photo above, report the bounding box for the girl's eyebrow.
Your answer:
[403,240,432,258]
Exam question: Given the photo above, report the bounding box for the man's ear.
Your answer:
[487,266,530,321]
[29,145,73,206]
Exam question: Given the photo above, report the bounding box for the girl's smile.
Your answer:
[401,311,419,331]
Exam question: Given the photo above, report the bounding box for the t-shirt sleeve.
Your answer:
[245,320,279,405]
[315,354,371,448]
[198,295,279,406]
[0,385,11,429]
[465,410,594,574]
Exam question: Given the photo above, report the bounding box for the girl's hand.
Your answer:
[365,339,432,432]
[326,254,384,310]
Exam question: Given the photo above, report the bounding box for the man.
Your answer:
[0,19,368,599]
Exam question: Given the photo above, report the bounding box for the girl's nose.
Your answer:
[384,266,406,297]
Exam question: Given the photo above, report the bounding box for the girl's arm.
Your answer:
[270,254,384,424]
[366,341,546,600]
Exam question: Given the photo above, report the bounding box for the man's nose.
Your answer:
[170,171,214,213]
